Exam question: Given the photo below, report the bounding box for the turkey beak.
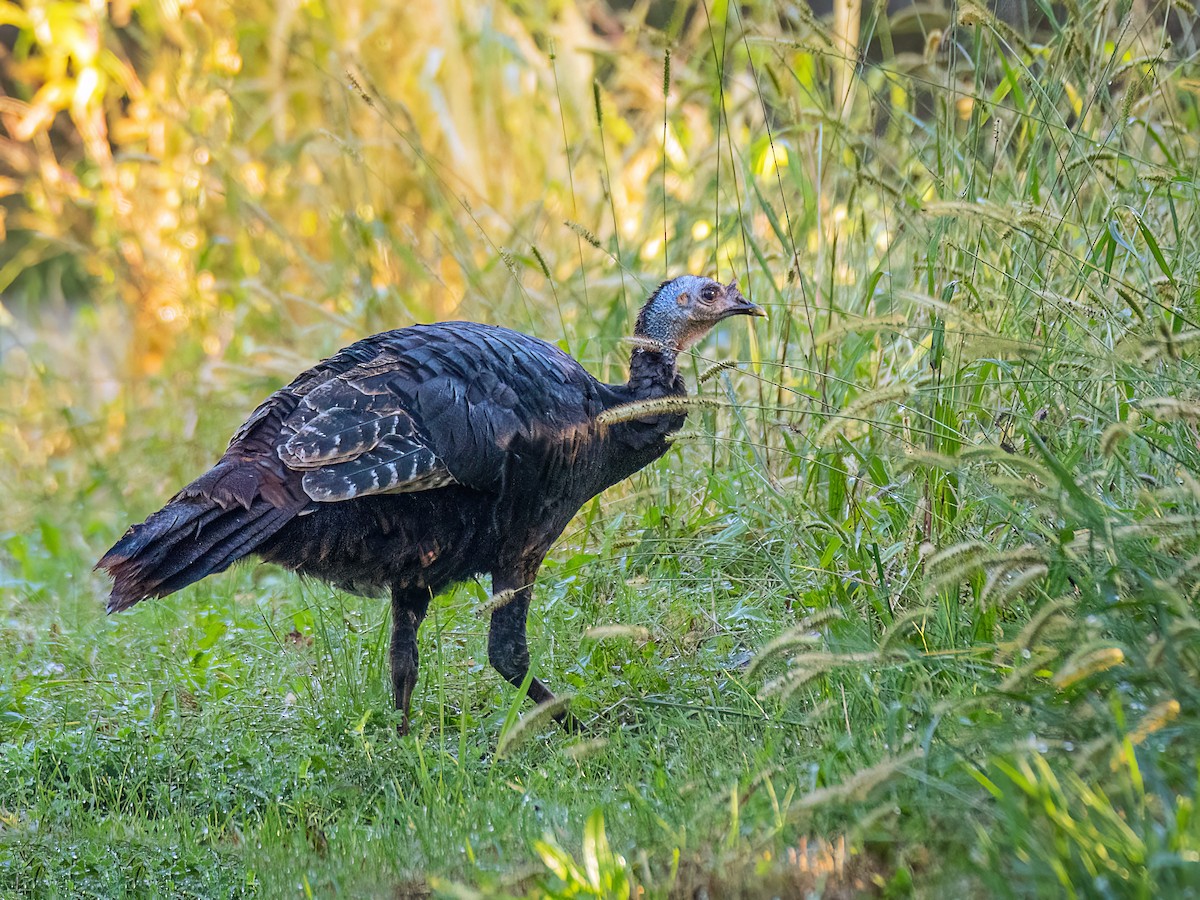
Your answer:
[719,279,768,320]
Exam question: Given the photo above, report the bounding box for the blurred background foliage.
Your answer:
[3,0,1200,894]
[1,0,813,508]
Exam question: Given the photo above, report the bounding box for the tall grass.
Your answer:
[1,0,1199,894]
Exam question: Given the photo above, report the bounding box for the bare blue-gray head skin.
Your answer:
[634,275,766,352]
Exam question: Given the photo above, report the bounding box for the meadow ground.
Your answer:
[2,1,1199,896]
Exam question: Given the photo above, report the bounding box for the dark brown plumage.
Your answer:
[96,275,764,733]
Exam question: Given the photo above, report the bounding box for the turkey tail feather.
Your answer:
[97,495,298,613]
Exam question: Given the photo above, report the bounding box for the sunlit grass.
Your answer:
[2,0,1200,895]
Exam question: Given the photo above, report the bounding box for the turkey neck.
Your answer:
[589,345,688,481]
[625,345,683,400]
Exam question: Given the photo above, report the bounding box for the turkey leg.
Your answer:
[390,588,430,734]
[489,567,580,732]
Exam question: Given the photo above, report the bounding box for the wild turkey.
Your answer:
[97,275,765,733]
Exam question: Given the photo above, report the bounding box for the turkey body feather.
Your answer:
[99,322,681,606]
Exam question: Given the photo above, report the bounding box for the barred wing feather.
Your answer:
[279,382,455,503]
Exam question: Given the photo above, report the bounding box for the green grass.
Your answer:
[4,0,1200,896]
[0,491,865,897]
